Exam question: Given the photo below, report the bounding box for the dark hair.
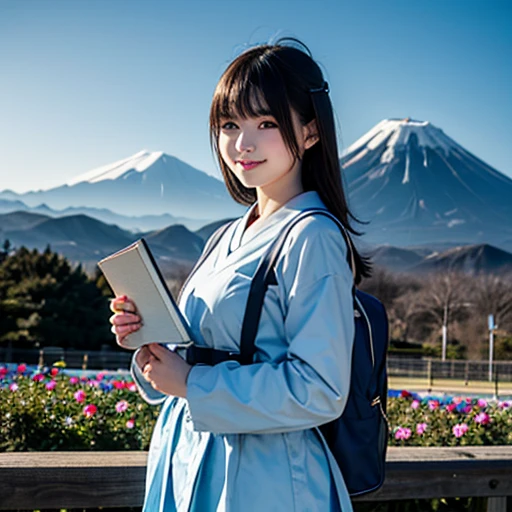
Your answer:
[209,37,371,283]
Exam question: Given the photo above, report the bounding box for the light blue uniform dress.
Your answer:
[131,190,355,512]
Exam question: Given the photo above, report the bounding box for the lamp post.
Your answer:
[488,314,497,382]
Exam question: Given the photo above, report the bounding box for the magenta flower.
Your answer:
[88,379,100,388]
[428,400,439,411]
[416,423,427,435]
[32,373,44,382]
[17,363,27,373]
[127,382,137,392]
[96,372,106,381]
[50,368,59,377]
[9,383,18,392]
[474,412,490,425]
[45,380,57,391]
[83,404,98,418]
[477,398,487,408]
[69,377,79,385]
[74,390,86,403]
[126,419,135,429]
[113,380,126,390]
[452,396,463,405]
[452,423,469,438]
[499,401,510,410]
[410,400,420,410]
[446,404,457,413]
[0,367,8,379]
[395,427,412,440]
[462,405,473,414]
[115,400,129,413]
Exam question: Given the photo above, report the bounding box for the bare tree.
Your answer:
[469,272,512,329]
[409,271,470,360]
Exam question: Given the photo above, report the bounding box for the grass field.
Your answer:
[389,376,512,398]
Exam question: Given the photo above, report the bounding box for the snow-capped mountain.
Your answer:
[0,150,245,221]
[342,118,512,250]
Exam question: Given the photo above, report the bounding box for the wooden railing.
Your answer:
[0,447,511,511]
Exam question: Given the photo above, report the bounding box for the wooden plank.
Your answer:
[0,448,511,509]
[0,452,147,509]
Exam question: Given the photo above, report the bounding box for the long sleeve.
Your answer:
[186,264,355,434]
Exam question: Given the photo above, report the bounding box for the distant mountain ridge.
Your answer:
[0,150,246,221]
[2,211,511,277]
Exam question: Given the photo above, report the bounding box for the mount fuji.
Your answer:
[0,150,245,222]
[342,118,512,251]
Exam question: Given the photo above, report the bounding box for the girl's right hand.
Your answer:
[109,295,142,349]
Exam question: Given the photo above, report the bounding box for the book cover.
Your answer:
[98,239,194,350]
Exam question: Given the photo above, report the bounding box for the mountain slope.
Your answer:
[342,118,512,249]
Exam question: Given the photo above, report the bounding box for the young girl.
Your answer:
[110,37,371,512]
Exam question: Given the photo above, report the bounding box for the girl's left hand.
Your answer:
[136,343,192,398]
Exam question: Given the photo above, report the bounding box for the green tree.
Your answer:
[0,245,114,350]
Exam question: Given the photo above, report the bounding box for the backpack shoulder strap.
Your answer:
[239,208,356,364]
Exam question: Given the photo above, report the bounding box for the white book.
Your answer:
[98,238,194,350]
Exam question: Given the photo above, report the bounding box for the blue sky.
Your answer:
[1,0,511,193]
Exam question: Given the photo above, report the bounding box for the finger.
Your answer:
[110,296,137,313]
[110,312,142,326]
[147,343,167,357]
[112,322,141,335]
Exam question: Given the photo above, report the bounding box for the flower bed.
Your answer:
[1,365,511,451]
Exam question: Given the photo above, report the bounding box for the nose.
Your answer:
[235,130,255,153]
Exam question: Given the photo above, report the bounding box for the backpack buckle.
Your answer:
[371,396,381,407]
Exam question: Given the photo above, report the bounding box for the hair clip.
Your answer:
[309,81,329,94]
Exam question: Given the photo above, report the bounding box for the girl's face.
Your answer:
[218,103,317,193]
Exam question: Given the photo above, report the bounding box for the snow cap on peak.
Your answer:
[67,150,165,186]
[342,118,458,167]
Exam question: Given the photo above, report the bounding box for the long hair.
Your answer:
[209,37,371,284]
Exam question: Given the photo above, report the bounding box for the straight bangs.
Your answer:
[210,50,302,204]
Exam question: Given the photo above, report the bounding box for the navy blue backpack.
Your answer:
[185,208,390,497]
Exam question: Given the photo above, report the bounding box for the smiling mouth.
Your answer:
[237,160,265,170]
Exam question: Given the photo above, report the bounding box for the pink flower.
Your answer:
[474,412,490,425]
[452,396,463,405]
[17,364,27,373]
[499,401,510,410]
[0,367,8,378]
[96,372,106,381]
[127,382,137,392]
[80,376,88,382]
[462,405,473,414]
[446,404,457,413]
[115,400,129,413]
[74,390,86,403]
[452,423,469,438]
[50,368,59,377]
[9,383,18,392]
[88,379,100,388]
[69,377,79,385]
[113,380,126,390]
[416,423,427,435]
[32,373,44,382]
[428,400,439,411]
[45,380,57,391]
[411,400,420,410]
[395,427,412,440]
[83,404,97,418]
[126,419,135,429]
[477,398,487,408]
